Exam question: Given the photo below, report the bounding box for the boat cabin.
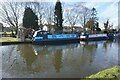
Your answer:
[80,32,108,41]
[32,30,51,40]
[32,30,80,42]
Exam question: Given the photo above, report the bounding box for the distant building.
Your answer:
[0,23,3,32]
[0,23,15,32]
[63,26,83,33]
[43,25,48,31]
[41,24,55,33]
[3,27,13,32]
[73,26,83,33]
[40,25,83,33]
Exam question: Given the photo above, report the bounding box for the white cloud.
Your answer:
[99,22,104,29]
[84,2,104,9]
[100,3,118,17]
[99,2,118,28]
[111,17,118,27]
[99,16,118,29]
[0,0,119,2]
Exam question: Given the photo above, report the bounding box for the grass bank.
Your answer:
[0,31,15,35]
[0,37,32,42]
[0,37,19,42]
[86,66,120,79]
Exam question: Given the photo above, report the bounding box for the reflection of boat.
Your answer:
[32,44,78,55]
[80,41,106,45]
[47,44,78,50]
[32,30,80,44]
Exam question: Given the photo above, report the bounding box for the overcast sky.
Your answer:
[0,0,119,29]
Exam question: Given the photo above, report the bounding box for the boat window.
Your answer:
[43,31,48,35]
[36,32,42,36]
[81,32,85,35]
[36,31,49,36]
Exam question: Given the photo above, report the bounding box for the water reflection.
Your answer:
[53,49,63,72]
[32,44,78,72]
[2,40,118,78]
[102,41,113,52]
[17,44,38,71]
[80,41,98,66]
[32,44,78,55]
[17,44,79,73]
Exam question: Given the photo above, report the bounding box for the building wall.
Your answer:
[63,26,83,33]
[0,23,3,32]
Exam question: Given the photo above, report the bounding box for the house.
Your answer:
[0,23,3,32]
[3,27,13,32]
[63,26,83,33]
[0,23,15,32]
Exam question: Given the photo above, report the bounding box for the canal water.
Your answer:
[1,40,119,78]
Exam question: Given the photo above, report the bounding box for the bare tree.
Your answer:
[104,19,113,31]
[78,6,91,31]
[64,5,80,32]
[34,2,45,28]
[64,2,91,32]
[0,2,23,34]
[43,2,54,32]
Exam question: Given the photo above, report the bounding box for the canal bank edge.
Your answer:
[86,66,120,79]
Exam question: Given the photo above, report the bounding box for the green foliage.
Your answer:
[96,27,101,32]
[96,22,101,32]
[0,37,19,42]
[87,66,120,79]
[104,19,109,30]
[91,8,98,22]
[85,8,101,32]
[90,8,99,32]
[54,0,63,32]
[23,7,39,30]
[96,22,99,28]
[85,18,94,31]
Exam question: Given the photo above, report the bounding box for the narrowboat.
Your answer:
[32,30,80,44]
[80,32,108,41]
[108,33,120,41]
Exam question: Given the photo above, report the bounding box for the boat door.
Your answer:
[41,31,48,39]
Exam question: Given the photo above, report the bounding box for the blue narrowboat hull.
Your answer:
[32,38,80,45]
[32,33,80,45]
[80,37,108,41]
[32,30,116,45]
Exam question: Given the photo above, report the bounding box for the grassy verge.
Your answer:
[0,37,20,42]
[0,32,15,35]
[86,66,120,79]
[0,37,32,42]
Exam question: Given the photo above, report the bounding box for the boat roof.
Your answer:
[35,30,49,33]
[33,30,49,37]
